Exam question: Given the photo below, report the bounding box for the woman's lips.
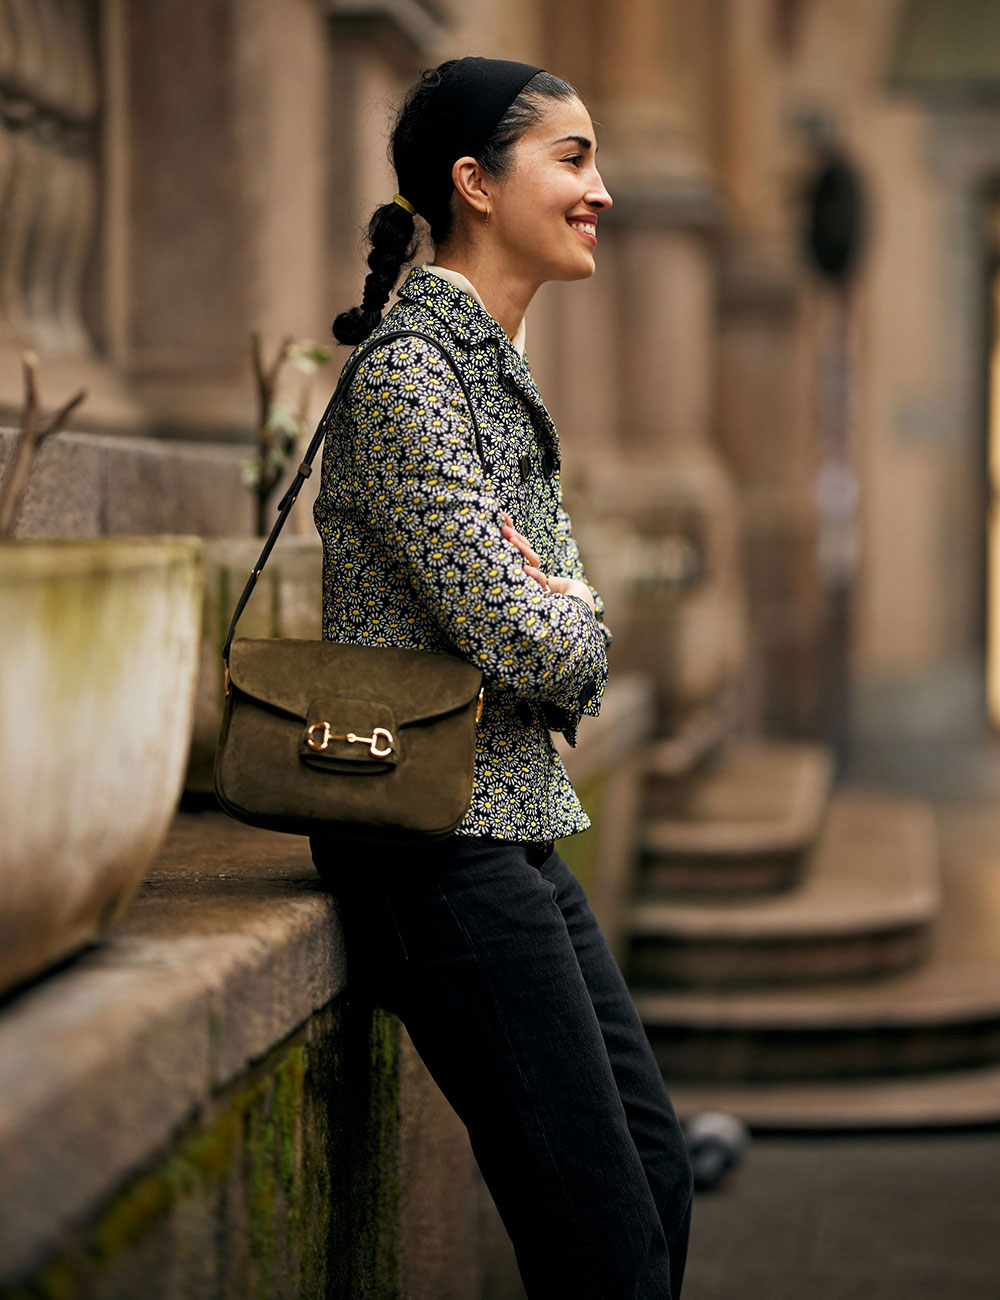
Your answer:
[567,218,597,246]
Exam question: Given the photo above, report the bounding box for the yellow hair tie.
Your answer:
[392,193,416,215]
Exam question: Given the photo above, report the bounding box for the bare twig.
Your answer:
[245,332,331,534]
[0,352,87,538]
[266,335,293,392]
[249,331,296,534]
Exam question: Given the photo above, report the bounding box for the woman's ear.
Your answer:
[451,155,491,220]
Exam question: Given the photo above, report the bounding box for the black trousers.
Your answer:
[310,832,693,1300]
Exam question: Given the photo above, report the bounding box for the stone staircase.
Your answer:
[627,738,1000,1129]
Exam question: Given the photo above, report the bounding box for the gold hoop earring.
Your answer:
[484,206,491,226]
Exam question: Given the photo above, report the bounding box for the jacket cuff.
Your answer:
[541,669,604,745]
[541,702,581,747]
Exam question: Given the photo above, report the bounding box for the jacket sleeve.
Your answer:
[346,336,608,716]
[552,503,613,656]
[540,502,613,739]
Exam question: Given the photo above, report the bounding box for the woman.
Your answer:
[310,55,693,1299]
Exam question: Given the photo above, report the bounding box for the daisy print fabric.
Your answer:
[313,266,612,842]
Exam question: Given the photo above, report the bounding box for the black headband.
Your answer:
[395,56,545,222]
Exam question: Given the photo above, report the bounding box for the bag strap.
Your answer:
[222,330,486,665]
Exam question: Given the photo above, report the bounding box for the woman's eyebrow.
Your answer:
[551,134,594,151]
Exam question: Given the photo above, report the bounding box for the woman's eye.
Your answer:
[562,155,583,166]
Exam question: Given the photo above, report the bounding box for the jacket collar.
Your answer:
[420,263,526,356]
[397,264,509,351]
[395,266,560,469]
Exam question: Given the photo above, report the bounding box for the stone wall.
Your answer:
[0,426,255,539]
[3,1002,398,1300]
[0,814,522,1300]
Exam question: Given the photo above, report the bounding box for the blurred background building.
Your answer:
[3,1,1000,1297]
[8,0,1000,763]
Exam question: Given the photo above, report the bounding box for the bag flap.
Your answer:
[228,638,482,726]
[299,696,399,772]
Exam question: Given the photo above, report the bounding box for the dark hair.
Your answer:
[332,65,578,345]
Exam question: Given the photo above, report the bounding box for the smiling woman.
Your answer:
[311,56,693,1300]
[442,97,611,306]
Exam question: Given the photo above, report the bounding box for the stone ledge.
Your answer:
[0,814,345,1285]
[0,425,256,538]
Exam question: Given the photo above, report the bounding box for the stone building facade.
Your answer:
[6,1,1000,1295]
[7,0,1000,756]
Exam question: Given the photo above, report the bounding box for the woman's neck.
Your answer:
[431,249,535,342]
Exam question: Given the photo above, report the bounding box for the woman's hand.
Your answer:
[501,513,595,613]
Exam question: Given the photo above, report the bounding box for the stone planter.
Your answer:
[0,538,203,996]
[187,536,322,791]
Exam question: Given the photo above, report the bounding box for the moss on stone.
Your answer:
[274,1044,308,1240]
[2,1256,78,1300]
[246,1104,278,1298]
[1,994,408,1300]
[361,1007,402,1297]
[187,1108,243,1187]
[90,1164,176,1262]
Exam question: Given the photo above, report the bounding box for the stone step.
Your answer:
[628,792,940,986]
[633,844,1000,1081]
[641,740,835,895]
[665,1063,1000,1130]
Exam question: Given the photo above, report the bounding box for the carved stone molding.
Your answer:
[0,0,149,432]
[324,0,448,62]
[0,0,99,358]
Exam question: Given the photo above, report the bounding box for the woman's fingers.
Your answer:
[500,515,540,569]
[501,518,534,558]
[502,516,558,595]
[499,519,592,606]
[522,564,551,593]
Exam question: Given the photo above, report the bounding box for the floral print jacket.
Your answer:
[313,266,611,842]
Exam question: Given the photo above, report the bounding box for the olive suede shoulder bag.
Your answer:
[214,331,485,843]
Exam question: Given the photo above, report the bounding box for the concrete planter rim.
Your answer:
[1,535,203,576]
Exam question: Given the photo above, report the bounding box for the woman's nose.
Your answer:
[587,173,613,211]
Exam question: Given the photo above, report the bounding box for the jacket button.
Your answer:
[519,454,531,482]
[516,699,534,725]
[541,448,558,477]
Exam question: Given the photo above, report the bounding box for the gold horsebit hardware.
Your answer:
[306,689,483,756]
[306,722,394,758]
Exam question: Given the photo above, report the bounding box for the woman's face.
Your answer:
[490,96,612,284]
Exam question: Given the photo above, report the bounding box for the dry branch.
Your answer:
[0,352,87,538]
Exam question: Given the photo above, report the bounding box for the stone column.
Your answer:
[120,0,333,439]
[541,0,746,727]
[712,0,823,736]
[592,0,720,456]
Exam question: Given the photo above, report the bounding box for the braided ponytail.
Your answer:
[332,200,417,345]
